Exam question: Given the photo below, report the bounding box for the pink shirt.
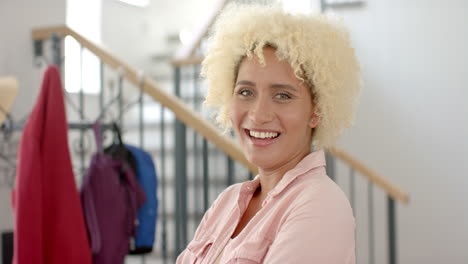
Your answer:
[177,150,355,264]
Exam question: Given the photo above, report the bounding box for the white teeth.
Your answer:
[249,130,278,139]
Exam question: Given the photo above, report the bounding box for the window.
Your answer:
[65,0,102,94]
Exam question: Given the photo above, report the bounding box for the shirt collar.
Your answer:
[268,150,326,198]
[240,175,261,194]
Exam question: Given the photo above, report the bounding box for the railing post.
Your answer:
[388,196,397,264]
[368,183,375,264]
[349,168,356,211]
[138,75,144,147]
[33,39,43,66]
[174,66,188,257]
[51,33,62,69]
[325,151,336,181]
[99,61,104,113]
[202,138,209,212]
[160,106,168,264]
[226,157,234,186]
[79,45,85,177]
[248,172,253,181]
[192,64,201,222]
[138,74,146,264]
[117,74,123,127]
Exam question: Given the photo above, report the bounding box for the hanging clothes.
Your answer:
[102,124,158,254]
[81,123,146,264]
[11,66,92,264]
[125,144,158,254]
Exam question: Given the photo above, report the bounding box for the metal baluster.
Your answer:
[117,74,123,127]
[99,62,104,115]
[350,168,356,212]
[227,157,234,186]
[193,64,201,222]
[325,152,336,181]
[174,66,188,257]
[51,34,62,69]
[139,76,144,148]
[160,106,168,264]
[138,76,145,264]
[349,167,357,261]
[368,182,375,264]
[33,39,43,66]
[202,138,209,212]
[79,45,85,176]
[388,197,397,264]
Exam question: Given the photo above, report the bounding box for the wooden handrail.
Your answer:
[32,25,257,175]
[327,147,409,204]
[171,56,204,67]
[32,26,409,205]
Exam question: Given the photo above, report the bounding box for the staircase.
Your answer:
[30,21,409,264]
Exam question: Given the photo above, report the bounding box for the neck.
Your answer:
[257,149,310,197]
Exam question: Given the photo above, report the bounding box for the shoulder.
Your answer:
[283,169,354,226]
[198,181,245,222]
[190,181,245,239]
[213,181,243,205]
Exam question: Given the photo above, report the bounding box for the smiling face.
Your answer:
[230,47,319,173]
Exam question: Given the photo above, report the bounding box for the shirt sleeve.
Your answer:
[262,196,356,264]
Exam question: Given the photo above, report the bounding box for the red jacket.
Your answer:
[11,66,92,264]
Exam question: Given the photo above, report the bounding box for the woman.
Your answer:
[177,4,361,263]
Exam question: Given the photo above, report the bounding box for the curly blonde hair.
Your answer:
[202,3,361,149]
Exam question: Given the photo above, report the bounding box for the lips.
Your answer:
[244,129,281,146]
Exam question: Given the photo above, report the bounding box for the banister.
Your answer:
[31,26,409,205]
[31,25,257,175]
[171,56,204,67]
[327,147,409,204]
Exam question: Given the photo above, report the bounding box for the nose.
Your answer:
[248,94,274,124]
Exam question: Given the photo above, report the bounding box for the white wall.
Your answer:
[0,0,66,232]
[101,0,219,76]
[332,0,468,263]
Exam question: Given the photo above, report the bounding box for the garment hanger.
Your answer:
[111,122,124,146]
[104,122,125,154]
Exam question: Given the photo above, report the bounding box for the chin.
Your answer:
[245,152,278,171]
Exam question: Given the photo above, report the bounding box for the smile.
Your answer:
[245,129,280,141]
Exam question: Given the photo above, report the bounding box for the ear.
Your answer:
[308,113,319,129]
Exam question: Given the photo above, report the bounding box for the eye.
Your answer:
[274,92,292,100]
[238,89,253,97]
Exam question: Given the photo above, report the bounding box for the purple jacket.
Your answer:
[81,124,146,264]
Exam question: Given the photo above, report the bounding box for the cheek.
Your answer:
[229,100,241,127]
[281,108,313,132]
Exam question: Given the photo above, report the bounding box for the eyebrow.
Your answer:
[235,80,298,92]
[235,80,255,87]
